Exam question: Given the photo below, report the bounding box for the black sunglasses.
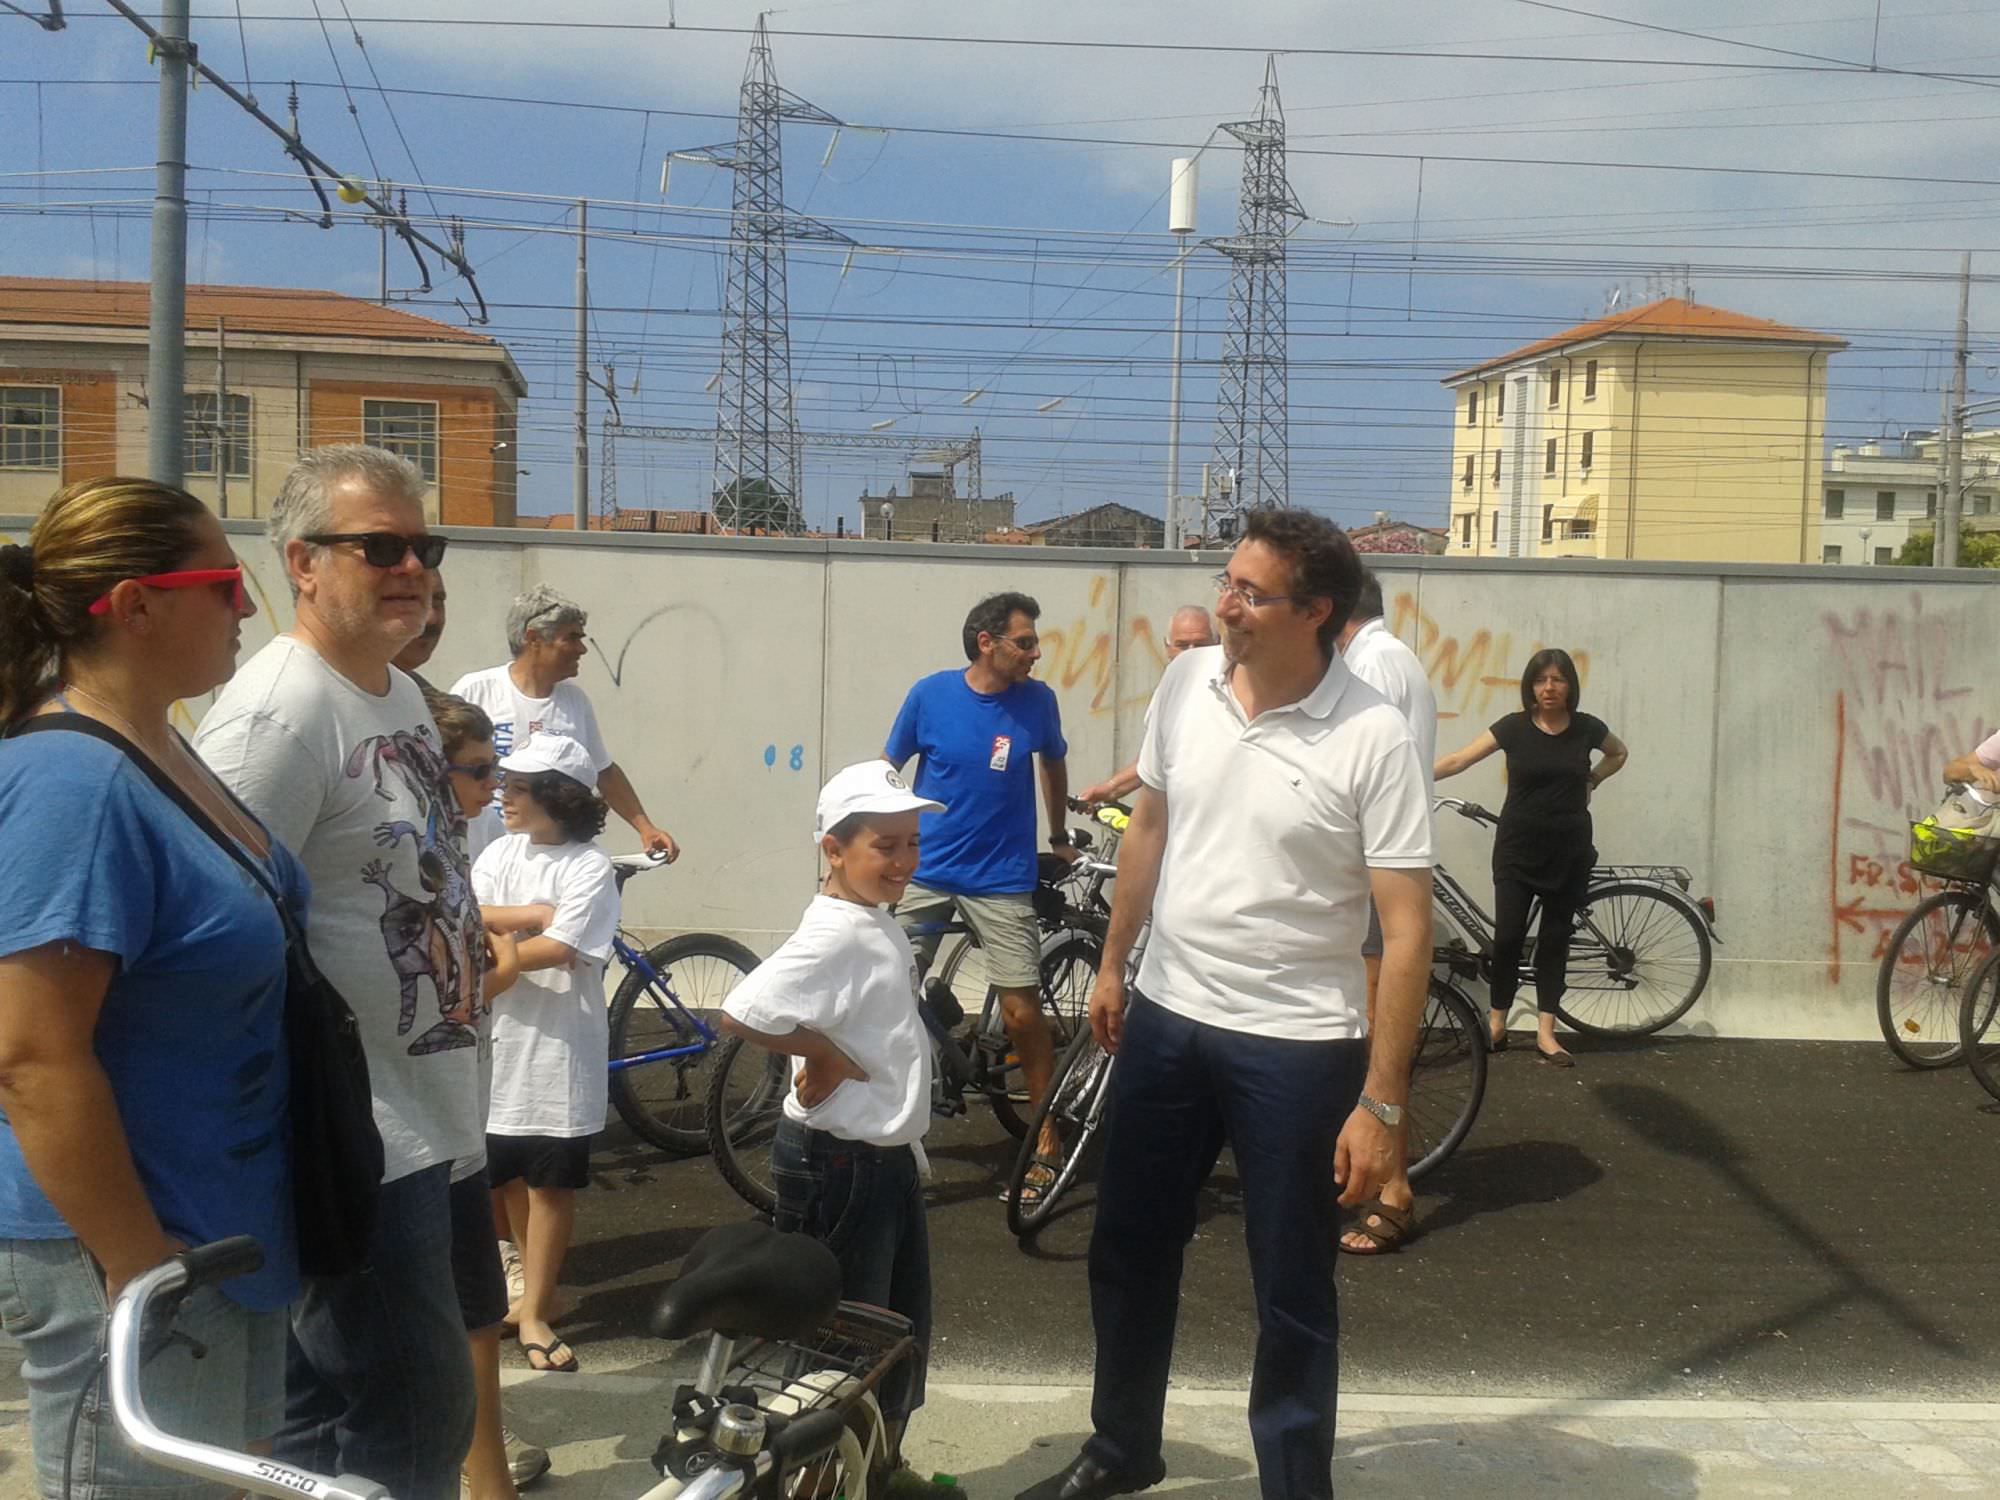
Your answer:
[304,531,450,569]
[448,760,500,781]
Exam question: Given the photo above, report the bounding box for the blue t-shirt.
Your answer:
[884,670,1068,895]
[0,733,306,1311]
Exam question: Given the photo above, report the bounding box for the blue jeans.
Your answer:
[277,1163,474,1500]
[0,1237,286,1500]
[770,1121,930,1420]
[1083,996,1366,1500]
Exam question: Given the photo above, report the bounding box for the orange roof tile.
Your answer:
[0,276,499,348]
[1443,298,1846,384]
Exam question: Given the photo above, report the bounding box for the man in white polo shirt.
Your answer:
[1334,566,1438,1257]
[1016,510,1433,1500]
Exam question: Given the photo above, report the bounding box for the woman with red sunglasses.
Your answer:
[0,477,306,1500]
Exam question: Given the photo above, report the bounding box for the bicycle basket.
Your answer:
[1909,818,2000,884]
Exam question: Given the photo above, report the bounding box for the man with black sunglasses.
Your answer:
[195,445,482,1500]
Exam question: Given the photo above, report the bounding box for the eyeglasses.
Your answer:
[999,633,1040,652]
[304,532,450,569]
[1211,572,1304,611]
[448,760,500,781]
[89,566,247,616]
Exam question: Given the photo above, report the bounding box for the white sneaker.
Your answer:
[497,1239,525,1306]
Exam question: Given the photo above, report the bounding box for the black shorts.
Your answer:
[448,1169,508,1331]
[486,1132,595,1191]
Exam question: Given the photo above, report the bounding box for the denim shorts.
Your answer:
[0,1236,286,1500]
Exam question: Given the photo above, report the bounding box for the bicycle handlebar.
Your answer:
[109,1244,391,1500]
[1434,797,1499,827]
[1067,795,1133,818]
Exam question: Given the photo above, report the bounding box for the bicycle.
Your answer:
[602,853,766,1156]
[1003,808,1490,1237]
[1877,796,2000,1068]
[704,829,1108,1215]
[1432,797,1718,1037]
[106,1228,912,1500]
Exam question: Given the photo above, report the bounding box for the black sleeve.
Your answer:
[1582,713,1610,751]
[1489,712,1521,752]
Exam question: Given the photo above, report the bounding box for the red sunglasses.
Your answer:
[89,566,248,616]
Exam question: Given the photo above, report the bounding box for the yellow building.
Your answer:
[1441,298,1845,563]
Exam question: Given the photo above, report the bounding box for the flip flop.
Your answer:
[1003,1159,1059,1205]
[520,1338,579,1374]
[1536,1046,1576,1068]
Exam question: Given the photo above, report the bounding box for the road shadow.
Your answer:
[961,1417,1702,1499]
[1396,1138,1604,1242]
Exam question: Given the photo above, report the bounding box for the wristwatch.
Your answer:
[1049,832,1074,848]
[1357,1093,1404,1128]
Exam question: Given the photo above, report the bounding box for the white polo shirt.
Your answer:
[1340,617,1438,777]
[1134,645,1434,1040]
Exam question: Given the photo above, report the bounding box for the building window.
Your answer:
[185,392,251,479]
[1497,381,1506,418]
[1541,504,1553,542]
[1824,488,1844,520]
[1569,519,1595,540]
[1875,491,1895,521]
[0,387,59,470]
[1583,359,1598,399]
[1875,546,1894,566]
[1544,437,1558,476]
[363,399,440,484]
[1491,509,1501,545]
[1823,544,1842,564]
[1466,390,1479,426]
[1580,431,1595,471]
[1461,453,1474,488]
[1491,450,1502,484]
[1976,494,1993,516]
[1926,489,1938,519]
[1459,512,1472,546]
[1547,367,1563,407]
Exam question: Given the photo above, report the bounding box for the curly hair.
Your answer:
[512,769,608,844]
[1239,508,1364,653]
[961,591,1039,662]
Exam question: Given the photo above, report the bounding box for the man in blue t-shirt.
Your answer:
[885,591,1074,1183]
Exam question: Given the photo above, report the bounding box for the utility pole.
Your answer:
[1166,157,1197,550]
[574,198,590,531]
[1939,250,1971,569]
[146,0,191,487]
[215,315,229,517]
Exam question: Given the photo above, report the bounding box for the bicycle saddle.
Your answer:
[650,1220,842,1343]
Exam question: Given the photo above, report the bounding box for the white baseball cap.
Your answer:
[498,733,598,791]
[814,760,945,844]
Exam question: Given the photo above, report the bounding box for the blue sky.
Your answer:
[6,0,2000,537]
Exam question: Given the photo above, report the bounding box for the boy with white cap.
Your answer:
[720,760,953,1495]
[473,734,620,1375]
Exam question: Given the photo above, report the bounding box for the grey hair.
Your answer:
[506,584,588,657]
[268,445,428,597]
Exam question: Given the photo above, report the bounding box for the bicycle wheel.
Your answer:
[1553,880,1713,1037]
[977,933,1101,1140]
[1958,949,2000,1102]
[703,1034,788,1215]
[1877,887,2000,1068]
[608,933,761,1155]
[1006,1022,1115,1238]
[1406,976,1488,1183]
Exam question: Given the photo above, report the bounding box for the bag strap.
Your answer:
[7,712,300,940]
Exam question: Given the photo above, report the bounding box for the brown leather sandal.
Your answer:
[1339,1198,1417,1256]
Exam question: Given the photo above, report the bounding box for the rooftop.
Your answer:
[0,276,501,348]
[1444,297,1847,384]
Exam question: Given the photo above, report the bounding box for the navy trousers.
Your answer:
[1083,995,1367,1500]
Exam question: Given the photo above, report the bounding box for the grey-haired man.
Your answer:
[449,584,678,861]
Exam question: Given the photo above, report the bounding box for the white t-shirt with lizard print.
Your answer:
[196,637,485,1184]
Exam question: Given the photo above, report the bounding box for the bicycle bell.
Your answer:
[710,1404,768,1458]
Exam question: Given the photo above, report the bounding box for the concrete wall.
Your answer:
[4,512,1991,1042]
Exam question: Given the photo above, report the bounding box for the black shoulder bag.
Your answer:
[9,713,385,1276]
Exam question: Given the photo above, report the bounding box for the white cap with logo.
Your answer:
[814,760,946,844]
[498,732,599,791]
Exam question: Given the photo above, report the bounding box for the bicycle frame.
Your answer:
[605,929,725,1074]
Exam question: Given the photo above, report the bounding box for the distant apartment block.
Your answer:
[0,277,527,524]
[1442,298,1845,564]
[1820,432,2000,565]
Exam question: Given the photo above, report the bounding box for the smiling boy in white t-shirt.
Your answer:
[720,761,953,1495]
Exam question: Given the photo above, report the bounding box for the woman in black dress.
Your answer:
[1434,649,1628,1064]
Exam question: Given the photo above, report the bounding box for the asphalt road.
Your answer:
[561,1036,2000,1403]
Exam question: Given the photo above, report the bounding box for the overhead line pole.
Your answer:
[146,0,191,487]
[575,198,589,530]
[1938,250,1970,568]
